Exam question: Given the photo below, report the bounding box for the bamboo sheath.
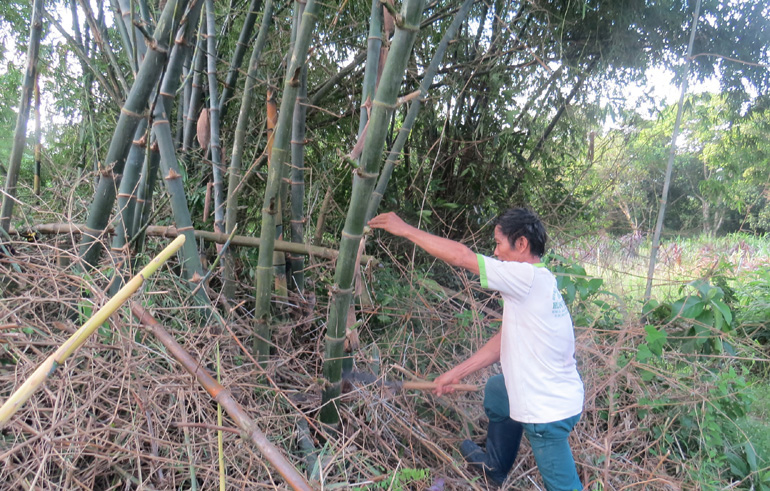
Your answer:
[0,236,186,426]
[10,223,377,265]
[129,302,314,491]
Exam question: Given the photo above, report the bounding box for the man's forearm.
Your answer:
[445,330,502,381]
[400,225,479,273]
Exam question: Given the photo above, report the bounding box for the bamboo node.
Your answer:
[354,167,378,179]
[372,99,397,110]
[289,66,302,87]
[329,284,354,295]
[397,21,418,32]
[120,106,145,119]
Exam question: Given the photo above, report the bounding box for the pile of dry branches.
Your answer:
[0,236,711,490]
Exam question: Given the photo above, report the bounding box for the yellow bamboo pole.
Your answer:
[0,235,186,426]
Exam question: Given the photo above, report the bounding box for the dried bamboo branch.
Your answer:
[0,236,186,426]
[129,302,314,491]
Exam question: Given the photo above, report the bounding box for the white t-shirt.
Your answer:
[477,254,584,424]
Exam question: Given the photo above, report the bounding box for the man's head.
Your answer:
[493,208,547,261]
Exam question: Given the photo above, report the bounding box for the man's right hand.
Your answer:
[368,212,412,237]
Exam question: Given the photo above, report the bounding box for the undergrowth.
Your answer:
[0,229,768,489]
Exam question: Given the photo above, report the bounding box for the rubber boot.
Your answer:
[460,419,523,487]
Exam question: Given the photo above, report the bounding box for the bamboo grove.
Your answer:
[1,0,769,482]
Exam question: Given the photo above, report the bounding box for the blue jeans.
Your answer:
[483,374,583,491]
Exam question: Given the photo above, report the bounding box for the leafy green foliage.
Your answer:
[361,467,430,490]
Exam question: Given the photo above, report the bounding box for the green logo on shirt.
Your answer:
[552,288,569,317]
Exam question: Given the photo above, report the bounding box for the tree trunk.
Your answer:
[644,0,701,301]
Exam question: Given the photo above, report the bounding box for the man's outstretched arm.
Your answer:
[368,212,479,275]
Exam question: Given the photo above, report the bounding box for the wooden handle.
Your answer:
[401,381,479,392]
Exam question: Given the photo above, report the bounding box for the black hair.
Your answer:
[494,208,547,258]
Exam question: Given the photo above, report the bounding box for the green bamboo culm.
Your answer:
[224,0,275,299]
[365,0,475,222]
[111,0,138,73]
[183,32,206,151]
[336,0,385,377]
[131,141,160,252]
[0,0,43,233]
[275,0,306,299]
[320,0,426,426]
[78,0,189,268]
[358,0,385,136]
[108,120,149,295]
[205,0,226,237]
[253,0,319,363]
[111,0,205,292]
[149,0,208,281]
[288,51,309,293]
[218,0,264,120]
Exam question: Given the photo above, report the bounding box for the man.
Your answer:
[368,208,583,490]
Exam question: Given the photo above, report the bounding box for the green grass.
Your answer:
[739,382,770,465]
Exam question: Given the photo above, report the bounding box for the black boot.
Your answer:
[460,418,523,486]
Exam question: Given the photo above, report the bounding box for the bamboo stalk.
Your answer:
[218,0,264,119]
[33,75,41,197]
[10,223,379,264]
[131,142,161,252]
[43,10,121,106]
[109,0,137,73]
[400,381,478,392]
[0,0,43,233]
[152,99,205,280]
[109,120,149,285]
[216,341,226,491]
[76,0,130,97]
[320,0,426,426]
[147,0,207,280]
[253,0,319,362]
[312,185,333,245]
[289,0,311,294]
[223,0,275,298]
[366,0,474,222]
[118,0,148,65]
[0,236,186,426]
[204,0,226,239]
[130,302,314,491]
[183,32,206,152]
[78,0,189,268]
[645,0,702,302]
